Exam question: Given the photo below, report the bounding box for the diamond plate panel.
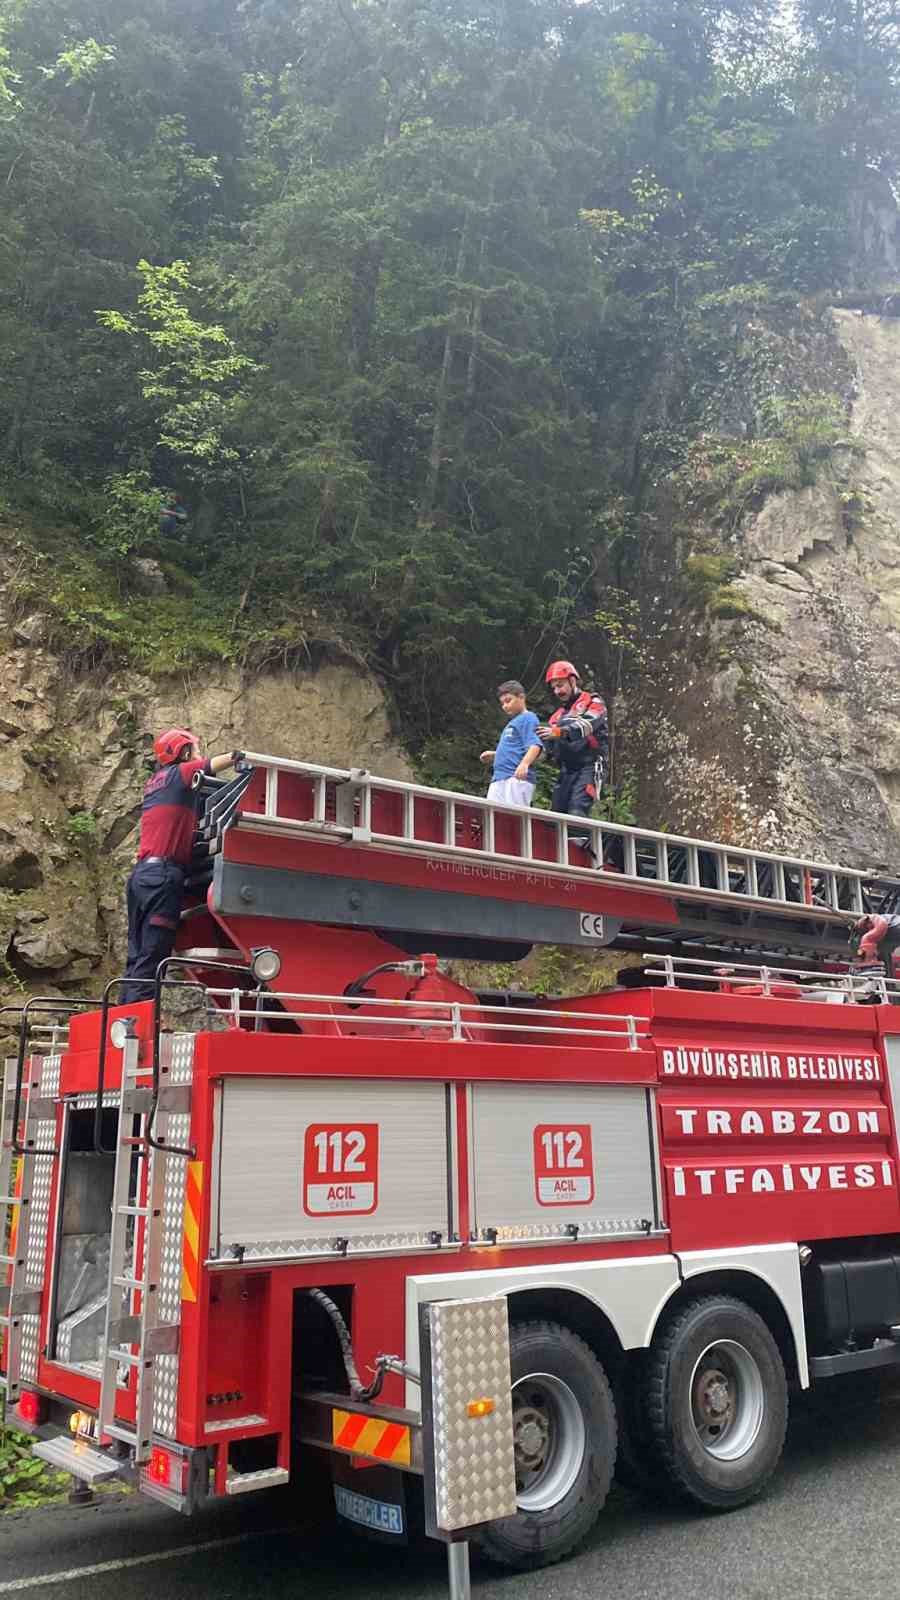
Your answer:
[486,1216,650,1243]
[38,1054,61,1098]
[235,1230,443,1262]
[19,1313,39,1383]
[25,1129,54,1286]
[168,1034,195,1086]
[153,1109,190,1436]
[154,1352,179,1436]
[423,1297,516,1532]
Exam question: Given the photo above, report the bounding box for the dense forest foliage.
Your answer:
[0,0,898,769]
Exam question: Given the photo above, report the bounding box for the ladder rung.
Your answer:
[1,1288,39,1316]
[0,1253,13,1265]
[102,1421,138,1446]
[116,1205,150,1218]
[106,1347,143,1367]
[0,1196,20,1206]
[113,1275,145,1292]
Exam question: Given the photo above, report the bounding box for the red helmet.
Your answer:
[545,659,580,684]
[153,727,197,766]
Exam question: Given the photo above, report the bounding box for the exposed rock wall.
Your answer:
[0,634,411,1000]
[730,310,900,868]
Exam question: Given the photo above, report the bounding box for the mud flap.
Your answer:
[330,1456,411,1544]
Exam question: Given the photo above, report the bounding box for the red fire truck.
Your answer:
[5,754,900,1594]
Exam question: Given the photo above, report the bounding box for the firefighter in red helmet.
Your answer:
[118,729,244,1004]
[537,661,609,847]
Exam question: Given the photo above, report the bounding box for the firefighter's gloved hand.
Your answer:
[231,750,247,770]
[537,725,560,740]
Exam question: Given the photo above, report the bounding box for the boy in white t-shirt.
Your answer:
[479,680,543,807]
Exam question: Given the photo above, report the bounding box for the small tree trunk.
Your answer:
[5,341,40,463]
[848,0,868,287]
[349,241,384,375]
[421,203,474,520]
[462,176,494,450]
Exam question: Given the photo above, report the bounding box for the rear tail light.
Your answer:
[17,1390,43,1426]
[146,1445,188,1494]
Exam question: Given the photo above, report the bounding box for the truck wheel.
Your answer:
[645,1295,787,1510]
[615,1354,673,1500]
[476,1319,616,1570]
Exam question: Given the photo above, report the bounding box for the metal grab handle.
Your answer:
[93,976,153,1154]
[147,955,263,1158]
[4,996,101,1157]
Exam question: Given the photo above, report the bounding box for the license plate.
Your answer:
[334,1484,404,1535]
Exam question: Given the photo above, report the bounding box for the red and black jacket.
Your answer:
[136,757,212,868]
[545,689,609,771]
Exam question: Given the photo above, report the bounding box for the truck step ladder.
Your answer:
[0,1053,54,1403]
[98,1026,184,1462]
[32,1433,124,1483]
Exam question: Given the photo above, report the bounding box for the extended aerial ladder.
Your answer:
[181,753,900,976]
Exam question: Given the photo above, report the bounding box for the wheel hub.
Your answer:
[510,1372,587,1513]
[695,1367,733,1431]
[689,1339,765,1462]
[514,1405,550,1470]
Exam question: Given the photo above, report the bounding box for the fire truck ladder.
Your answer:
[191,755,900,963]
[97,1025,185,1462]
[0,1010,69,1403]
[0,1057,38,1404]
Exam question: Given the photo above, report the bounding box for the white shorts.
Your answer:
[487,778,535,808]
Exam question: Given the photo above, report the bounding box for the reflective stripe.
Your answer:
[332,1409,412,1466]
[181,1161,203,1302]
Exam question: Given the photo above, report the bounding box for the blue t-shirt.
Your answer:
[492,710,542,783]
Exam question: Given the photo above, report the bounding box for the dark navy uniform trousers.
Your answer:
[119,857,185,1005]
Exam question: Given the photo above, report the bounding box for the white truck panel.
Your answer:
[405,1254,681,1407]
[216,1077,449,1259]
[469,1081,657,1240]
[677,1242,809,1387]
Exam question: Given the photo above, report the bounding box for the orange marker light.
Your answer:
[149,1446,170,1486]
[466,1398,495,1418]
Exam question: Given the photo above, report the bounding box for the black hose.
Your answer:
[342,961,407,1000]
[304,1287,386,1401]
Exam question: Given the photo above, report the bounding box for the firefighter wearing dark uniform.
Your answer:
[119,729,242,1005]
[537,661,609,839]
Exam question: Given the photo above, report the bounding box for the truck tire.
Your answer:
[476,1319,616,1570]
[615,1353,673,1500]
[645,1295,788,1510]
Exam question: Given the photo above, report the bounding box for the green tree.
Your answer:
[795,0,900,279]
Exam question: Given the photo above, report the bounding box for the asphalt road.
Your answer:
[4,1374,900,1600]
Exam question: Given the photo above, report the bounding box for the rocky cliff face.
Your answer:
[0,618,410,1003]
[730,311,900,869]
